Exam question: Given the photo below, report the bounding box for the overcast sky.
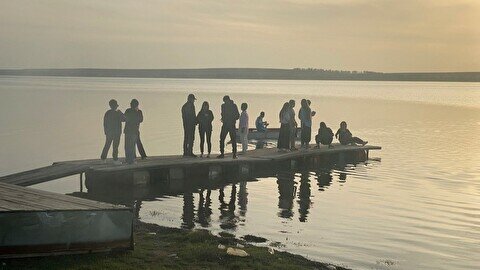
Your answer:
[0,0,479,72]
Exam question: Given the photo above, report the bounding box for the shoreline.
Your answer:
[2,221,349,270]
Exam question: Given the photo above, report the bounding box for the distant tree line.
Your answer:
[0,68,478,82]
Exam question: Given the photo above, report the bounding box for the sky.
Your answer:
[0,0,479,72]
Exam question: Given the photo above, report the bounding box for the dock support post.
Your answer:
[79,172,83,193]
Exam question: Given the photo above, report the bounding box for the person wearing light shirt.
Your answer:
[239,103,249,154]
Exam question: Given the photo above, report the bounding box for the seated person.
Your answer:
[335,121,368,146]
[315,122,334,148]
[255,111,269,132]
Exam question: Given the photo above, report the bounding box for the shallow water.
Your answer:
[1,76,479,269]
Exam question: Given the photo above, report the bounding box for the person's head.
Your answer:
[320,122,327,129]
[223,95,230,103]
[188,94,196,102]
[260,111,265,118]
[108,99,119,110]
[130,99,139,109]
[289,99,295,108]
[282,102,290,111]
[201,101,209,111]
[241,103,248,111]
[301,99,307,107]
[340,121,347,129]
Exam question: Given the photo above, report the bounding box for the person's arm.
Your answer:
[209,110,214,122]
[335,129,339,138]
[138,110,143,123]
[103,112,108,135]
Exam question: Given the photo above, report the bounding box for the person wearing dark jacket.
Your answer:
[182,94,197,157]
[124,99,143,164]
[196,101,214,157]
[101,99,125,163]
[217,95,240,159]
[335,121,368,146]
[315,122,334,148]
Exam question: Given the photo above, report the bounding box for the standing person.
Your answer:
[277,102,291,152]
[288,100,298,150]
[182,94,197,157]
[124,99,143,164]
[335,121,368,146]
[255,111,269,132]
[315,122,334,148]
[217,95,240,159]
[196,101,214,157]
[100,99,125,164]
[239,103,249,154]
[298,99,312,149]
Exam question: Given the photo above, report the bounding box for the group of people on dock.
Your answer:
[100,95,367,164]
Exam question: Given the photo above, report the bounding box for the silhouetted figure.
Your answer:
[255,111,268,132]
[136,133,147,159]
[315,122,334,148]
[218,184,238,230]
[124,99,143,164]
[316,168,333,191]
[196,101,214,158]
[197,189,212,227]
[239,103,249,154]
[217,95,240,159]
[182,94,197,157]
[277,102,291,151]
[101,99,125,163]
[298,99,312,149]
[335,121,368,146]
[288,100,298,150]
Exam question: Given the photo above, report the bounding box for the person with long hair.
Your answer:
[196,101,214,157]
[277,102,291,152]
[315,122,334,148]
[298,99,312,149]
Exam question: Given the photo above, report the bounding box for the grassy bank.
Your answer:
[2,222,348,270]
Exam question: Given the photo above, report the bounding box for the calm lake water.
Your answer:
[0,76,479,270]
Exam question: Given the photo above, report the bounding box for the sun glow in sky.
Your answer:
[0,0,479,72]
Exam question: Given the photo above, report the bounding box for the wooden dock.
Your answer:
[0,144,381,188]
[0,182,133,258]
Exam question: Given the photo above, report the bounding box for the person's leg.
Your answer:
[218,125,228,157]
[352,136,367,145]
[315,134,320,147]
[305,126,311,148]
[112,133,121,160]
[101,134,113,160]
[199,128,205,155]
[137,133,147,158]
[206,129,212,155]
[188,126,195,155]
[183,127,188,156]
[240,130,248,153]
[290,126,296,150]
[229,125,237,157]
[125,134,132,163]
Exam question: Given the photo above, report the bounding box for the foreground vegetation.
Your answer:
[2,222,348,270]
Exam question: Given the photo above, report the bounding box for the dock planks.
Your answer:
[0,144,381,186]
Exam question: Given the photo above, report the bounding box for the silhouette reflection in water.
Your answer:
[196,189,212,227]
[297,171,312,222]
[276,171,297,219]
[316,168,333,191]
[218,184,238,230]
[182,191,195,229]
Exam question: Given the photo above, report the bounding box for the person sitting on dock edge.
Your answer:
[335,121,368,146]
[196,101,214,158]
[218,95,240,159]
[124,99,143,164]
[182,94,197,157]
[239,102,249,154]
[100,99,125,164]
[315,122,334,148]
[255,111,268,132]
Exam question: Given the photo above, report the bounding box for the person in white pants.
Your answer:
[239,103,249,154]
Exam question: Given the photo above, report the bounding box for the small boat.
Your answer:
[235,127,301,141]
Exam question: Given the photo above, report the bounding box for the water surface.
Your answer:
[0,76,479,270]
